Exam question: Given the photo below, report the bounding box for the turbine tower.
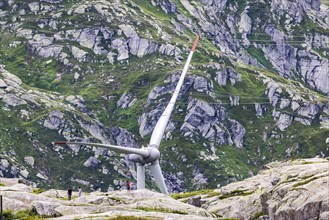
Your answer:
[53,35,199,194]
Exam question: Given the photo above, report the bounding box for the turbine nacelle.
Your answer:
[128,146,160,165]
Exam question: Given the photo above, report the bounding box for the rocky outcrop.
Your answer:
[273,110,294,131]
[216,68,242,86]
[154,0,177,14]
[181,97,245,147]
[202,158,329,220]
[297,51,329,95]
[238,6,252,46]
[116,92,137,109]
[83,156,101,168]
[109,126,138,148]
[10,2,183,65]
[43,110,64,130]
[263,76,325,130]
[0,177,216,220]
[2,93,27,107]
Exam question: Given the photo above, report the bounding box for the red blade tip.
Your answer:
[52,141,67,145]
[191,35,199,52]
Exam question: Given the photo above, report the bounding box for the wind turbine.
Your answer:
[52,35,199,194]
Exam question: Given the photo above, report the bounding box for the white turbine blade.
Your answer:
[52,141,149,157]
[149,161,168,194]
[136,163,146,189]
[149,35,199,148]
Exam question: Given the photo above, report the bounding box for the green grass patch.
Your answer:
[171,189,214,199]
[218,189,254,199]
[250,212,267,220]
[292,176,320,187]
[247,46,274,71]
[32,188,46,194]
[131,0,174,23]
[2,209,45,220]
[136,206,187,215]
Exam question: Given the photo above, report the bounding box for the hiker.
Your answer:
[67,188,73,200]
[127,180,131,192]
[78,187,83,197]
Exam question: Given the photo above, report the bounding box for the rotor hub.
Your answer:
[128,147,160,165]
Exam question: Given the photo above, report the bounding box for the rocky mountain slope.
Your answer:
[1,158,328,220]
[0,0,328,193]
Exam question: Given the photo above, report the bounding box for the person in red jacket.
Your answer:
[127,180,131,193]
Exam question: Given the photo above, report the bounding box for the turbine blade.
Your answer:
[149,35,199,148]
[149,161,168,194]
[136,163,146,189]
[52,141,149,157]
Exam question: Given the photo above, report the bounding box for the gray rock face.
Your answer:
[273,110,293,131]
[148,83,176,101]
[204,158,329,220]
[320,116,329,128]
[0,79,8,88]
[77,28,97,49]
[32,201,62,217]
[159,0,177,14]
[65,95,86,111]
[297,103,320,119]
[239,9,252,34]
[28,34,65,59]
[117,92,137,109]
[159,43,180,57]
[229,120,245,148]
[83,156,101,168]
[139,105,165,138]
[194,76,213,93]
[216,68,242,86]
[230,95,239,106]
[38,45,63,58]
[78,121,111,143]
[109,126,138,148]
[1,69,22,85]
[112,38,129,61]
[188,195,202,207]
[28,2,40,14]
[280,98,290,109]
[128,36,158,57]
[216,69,228,86]
[43,110,64,130]
[263,75,326,130]
[181,97,242,147]
[255,103,263,117]
[238,7,252,46]
[297,51,329,95]
[70,45,89,62]
[2,94,27,107]
[324,103,329,115]
[266,81,280,106]
[312,33,329,50]
[24,156,35,167]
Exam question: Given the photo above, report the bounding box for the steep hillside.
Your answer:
[0,0,328,193]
